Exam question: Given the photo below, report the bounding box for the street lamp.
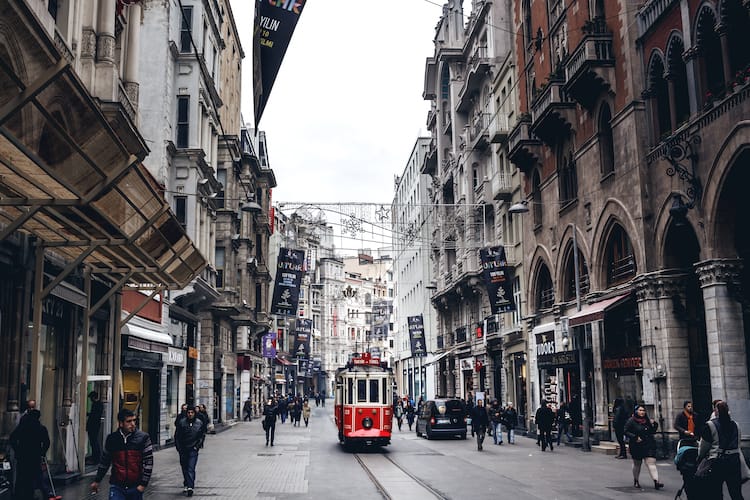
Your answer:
[508,200,591,452]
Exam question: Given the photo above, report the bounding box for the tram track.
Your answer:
[354,452,449,500]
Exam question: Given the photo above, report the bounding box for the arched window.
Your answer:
[536,263,555,309]
[532,168,542,227]
[696,8,725,102]
[722,0,750,82]
[605,224,637,286]
[598,103,615,176]
[563,242,590,301]
[647,54,671,138]
[666,36,690,126]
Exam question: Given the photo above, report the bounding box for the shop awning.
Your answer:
[425,348,455,366]
[568,293,631,327]
[275,355,293,366]
[122,323,174,346]
[531,322,556,336]
[0,0,206,290]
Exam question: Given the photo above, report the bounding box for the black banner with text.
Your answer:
[407,315,427,358]
[270,248,305,316]
[480,246,516,314]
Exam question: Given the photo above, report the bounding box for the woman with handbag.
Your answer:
[624,404,664,489]
[697,401,745,499]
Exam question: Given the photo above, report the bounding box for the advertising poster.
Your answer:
[292,318,312,359]
[371,299,391,340]
[479,246,517,314]
[407,315,427,357]
[261,331,277,358]
[270,248,305,316]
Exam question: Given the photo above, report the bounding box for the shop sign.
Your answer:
[602,356,642,370]
[127,336,168,354]
[188,347,199,359]
[167,347,186,366]
[535,332,556,356]
[460,357,474,371]
[537,350,578,368]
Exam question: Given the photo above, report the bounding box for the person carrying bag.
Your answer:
[696,401,748,499]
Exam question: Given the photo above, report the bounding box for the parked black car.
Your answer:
[416,399,467,440]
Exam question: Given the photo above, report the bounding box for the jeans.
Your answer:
[108,484,144,500]
[475,427,486,449]
[179,448,199,488]
[506,425,515,444]
[557,421,572,445]
[492,422,503,444]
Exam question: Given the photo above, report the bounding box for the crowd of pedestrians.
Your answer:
[261,393,316,446]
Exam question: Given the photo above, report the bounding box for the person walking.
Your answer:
[263,398,279,446]
[90,408,154,500]
[243,398,253,422]
[612,398,629,458]
[278,397,288,424]
[471,399,490,451]
[489,400,503,445]
[697,401,746,499]
[394,400,404,431]
[87,391,104,464]
[536,402,555,451]
[405,400,416,431]
[291,398,302,427]
[174,407,206,497]
[503,402,518,444]
[9,408,54,500]
[624,404,663,490]
[675,400,701,441]
[556,401,573,446]
[302,399,311,427]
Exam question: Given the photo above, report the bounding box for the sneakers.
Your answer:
[183,487,189,496]
[187,487,194,497]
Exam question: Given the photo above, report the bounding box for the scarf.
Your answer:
[685,411,694,434]
[633,415,647,425]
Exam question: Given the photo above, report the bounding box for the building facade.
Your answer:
[509,0,750,446]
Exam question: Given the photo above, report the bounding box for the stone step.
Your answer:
[592,442,620,455]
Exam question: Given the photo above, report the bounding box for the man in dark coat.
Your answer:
[503,402,518,444]
[9,409,51,500]
[536,402,555,451]
[87,391,104,464]
[263,399,279,446]
[674,400,701,441]
[174,407,206,497]
[471,399,490,451]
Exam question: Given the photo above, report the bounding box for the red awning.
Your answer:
[275,355,293,366]
[568,293,631,327]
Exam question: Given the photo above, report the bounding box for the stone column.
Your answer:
[94,0,117,100]
[635,271,691,441]
[696,259,748,402]
[715,24,733,89]
[123,2,141,114]
[682,47,699,114]
[665,72,678,132]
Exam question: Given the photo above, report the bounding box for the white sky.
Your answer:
[231,1,447,207]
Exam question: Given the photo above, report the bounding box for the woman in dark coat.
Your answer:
[262,399,278,446]
[624,404,663,489]
[405,401,416,431]
[9,409,50,500]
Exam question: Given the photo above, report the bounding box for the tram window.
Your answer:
[370,379,379,403]
[357,380,367,402]
[347,378,354,405]
[382,379,387,404]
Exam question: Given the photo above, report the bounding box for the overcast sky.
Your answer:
[231,1,446,207]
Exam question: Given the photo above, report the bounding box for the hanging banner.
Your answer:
[407,315,427,358]
[270,247,305,316]
[292,318,312,358]
[253,0,308,128]
[479,246,517,314]
[370,299,391,340]
[262,331,277,358]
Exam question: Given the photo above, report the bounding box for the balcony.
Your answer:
[530,80,576,146]
[492,171,513,201]
[564,18,615,109]
[422,138,438,175]
[469,112,491,150]
[508,116,543,173]
[474,177,490,205]
[457,47,491,112]
[490,114,510,144]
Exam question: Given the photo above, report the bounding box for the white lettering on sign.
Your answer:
[536,340,556,356]
[168,347,185,365]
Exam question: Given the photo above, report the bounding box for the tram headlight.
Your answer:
[362,417,374,429]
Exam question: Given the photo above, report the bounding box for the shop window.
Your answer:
[605,224,636,286]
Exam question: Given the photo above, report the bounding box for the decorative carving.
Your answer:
[663,133,702,209]
[97,34,116,63]
[81,29,96,58]
[634,271,690,301]
[122,81,139,118]
[695,259,743,288]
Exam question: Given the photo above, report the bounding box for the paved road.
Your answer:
[52,404,750,499]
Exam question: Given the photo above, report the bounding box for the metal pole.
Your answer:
[572,224,590,451]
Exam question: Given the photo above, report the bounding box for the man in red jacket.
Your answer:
[90,408,153,500]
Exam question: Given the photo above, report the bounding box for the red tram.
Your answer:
[334,352,394,447]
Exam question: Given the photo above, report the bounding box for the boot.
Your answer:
[633,479,640,488]
[654,480,664,490]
